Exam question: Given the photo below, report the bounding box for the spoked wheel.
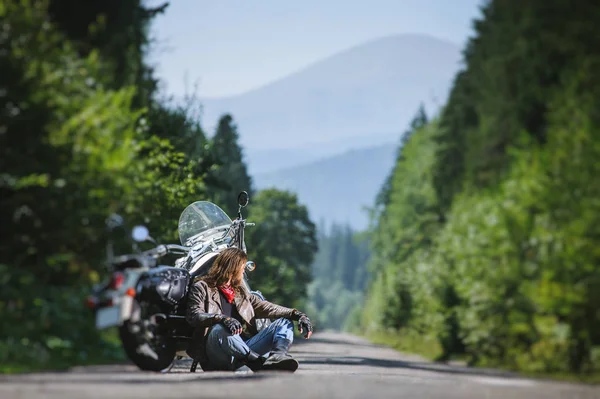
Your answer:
[119,299,176,372]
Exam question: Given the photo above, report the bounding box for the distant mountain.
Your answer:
[201,33,461,175]
[244,131,400,174]
[253,144,398,230]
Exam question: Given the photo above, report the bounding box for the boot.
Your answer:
[261,339,298,372]
[245,351,267,372]
[232,350,265,373]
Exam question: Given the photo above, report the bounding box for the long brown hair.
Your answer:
[200,247,248,293]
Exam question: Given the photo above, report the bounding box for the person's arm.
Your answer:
[249,294,295,320]
[249,295,313,338]
[186,282,225,328]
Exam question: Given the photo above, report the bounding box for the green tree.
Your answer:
[360,0,600,375]
[0,0,143,366]
[245,189,317,309]
[375,104,428,210]
[0,0,209,370]
[210,114,254,215]
[47,0,168,107]
[306,222,371,330]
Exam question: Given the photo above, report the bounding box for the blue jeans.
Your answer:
[205,318,294,371]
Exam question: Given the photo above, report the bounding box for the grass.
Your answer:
[361,330,600,385]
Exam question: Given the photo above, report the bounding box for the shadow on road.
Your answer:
[293,335,385,349]
[291,333,531,380]
[300,355,521,379]
[0,372,275,385]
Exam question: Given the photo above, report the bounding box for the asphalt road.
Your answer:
[1,332,598,399]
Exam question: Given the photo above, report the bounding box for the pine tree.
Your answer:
[375,104,428,211]
[210,114,253,215]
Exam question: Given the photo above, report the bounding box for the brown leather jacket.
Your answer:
[185,280,295,369]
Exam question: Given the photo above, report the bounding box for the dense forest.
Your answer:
[0,0,317,371]
[306,222,370,331]
[360,0,600,376]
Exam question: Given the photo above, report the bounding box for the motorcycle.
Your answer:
[86,191,269,372]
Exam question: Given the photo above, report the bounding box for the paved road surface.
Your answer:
[1,332,598,399]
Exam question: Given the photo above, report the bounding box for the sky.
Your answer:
[145,0,485,98]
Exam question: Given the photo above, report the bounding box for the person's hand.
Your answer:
[292,310,313,339]
[222,317,243,335]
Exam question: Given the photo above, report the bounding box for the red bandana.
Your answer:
[218,284,236,303]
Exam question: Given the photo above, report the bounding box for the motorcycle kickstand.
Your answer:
[190,360,199,373]
[161,356,182,374]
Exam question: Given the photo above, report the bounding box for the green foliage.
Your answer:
[366,330,443,361]
[46,0,168,106]
[306,222,370,330]
[0,3,133,356]
[0,0,209,370]
[361,0,600,377]
[376,103,428,210]
[245,189,318,310]
[210,114,254,216]
[433,0,600,200]
[145,96,207,159]
[362,119,446,340]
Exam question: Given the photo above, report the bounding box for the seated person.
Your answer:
[186,247,313,372]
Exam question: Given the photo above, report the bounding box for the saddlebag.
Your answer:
[137,266,190,306]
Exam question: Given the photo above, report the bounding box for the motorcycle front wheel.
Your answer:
[118,299,176,372]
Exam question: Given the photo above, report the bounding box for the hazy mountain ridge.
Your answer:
[199,34,462,227]
[201,34,461,157]
[244,131,400,174]
[253,144,398,230]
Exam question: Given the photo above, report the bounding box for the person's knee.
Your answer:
[271,318,294,343]
[208,323,230,339]
[208,324,247,352]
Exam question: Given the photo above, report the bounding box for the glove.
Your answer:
[222,317,243,335]
[292,310,313,339]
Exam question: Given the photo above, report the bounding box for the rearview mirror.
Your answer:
[245,261,256,272]
[132,225,150,242]
[237,191,249,208]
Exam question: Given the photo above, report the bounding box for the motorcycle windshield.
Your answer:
[178,201,232,245]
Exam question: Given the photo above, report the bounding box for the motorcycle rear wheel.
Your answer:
[118,300,176,372]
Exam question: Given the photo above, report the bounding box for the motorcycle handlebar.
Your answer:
[165,244,190,254]
[142,244,189,258]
